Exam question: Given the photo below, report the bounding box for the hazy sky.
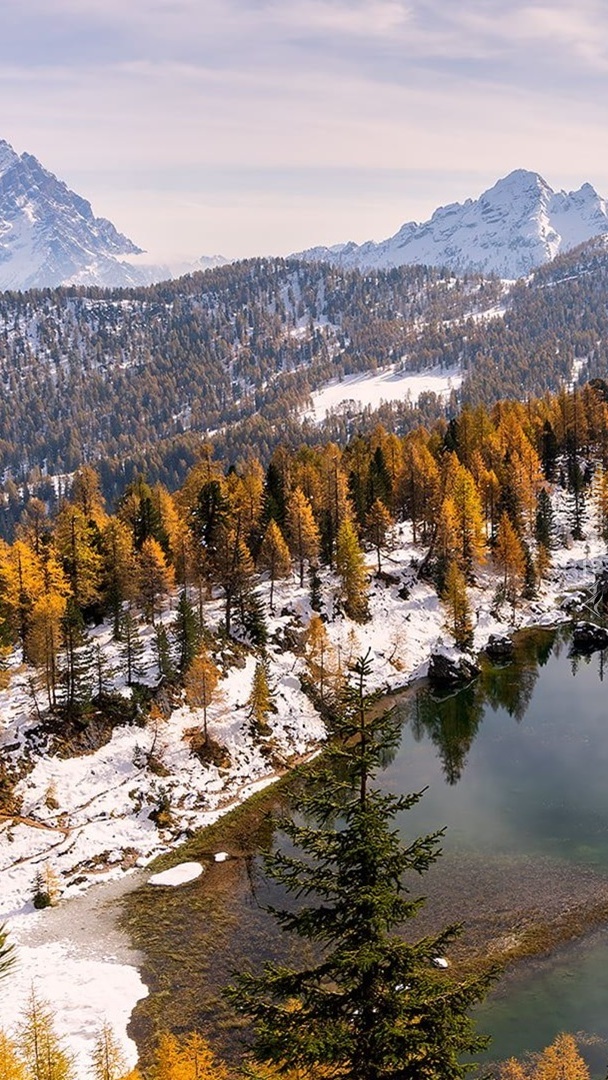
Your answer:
[2,0,608,259]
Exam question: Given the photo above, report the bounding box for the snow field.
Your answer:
[304,364,462,423]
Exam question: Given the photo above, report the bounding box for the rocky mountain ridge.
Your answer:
[0,139,227,289]
[295,170,608,279]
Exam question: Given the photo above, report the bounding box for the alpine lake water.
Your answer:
[124,625,608,1076]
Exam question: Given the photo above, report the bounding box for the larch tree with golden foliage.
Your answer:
[336,518,369,623]
[258,520,292,611]
[137,537,175,624]
[184,646,222,742]
[494,512,526,610]
[534,1034,590,1080]
[364,498,395,573]
[19,989,76,1080]
[247,658,275,738]
[304,614,339,707]
[53,503,103,610]
[0,1030,28,1080]
[497,1033,589,1080]
[443,559,474,649]
[451,462,486,577]
[90,1023,129,1080]
[149,1030,229,1080]
[285,488,320,588]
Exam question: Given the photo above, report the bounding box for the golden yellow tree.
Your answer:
[451,462,486,576]
[90,1023,129,1080]
[27,590,68,708]
[534,1033,589,1080]
[247,659,275,738]
[258,520,292,611]
[497,1061,530,1080]
[364,498,394,573]
[149,1030,229,1080]
[137,537,175,624]
[0,1030,28,1080]
[285,488,320,588]
[494,512,526,609]
[0,539,44,651]
[336,518,369,623]
[19,988,76,1080]
[71,466,108,527]
[184,647,221,742]
[53,503,103,608]
[442,559,474,649]
[305,614,339,706]
[497,1033,590,1080]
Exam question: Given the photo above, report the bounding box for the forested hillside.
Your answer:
[0,259,477,478]
[2,239,608,531]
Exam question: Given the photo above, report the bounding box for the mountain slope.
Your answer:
[0,140,150,289]
[296,170,608,279]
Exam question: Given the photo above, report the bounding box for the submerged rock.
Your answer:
[427,653,480,692]
[571,622,608,654]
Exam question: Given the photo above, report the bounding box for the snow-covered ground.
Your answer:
[0,513,605,1075]
[305,364,462,423]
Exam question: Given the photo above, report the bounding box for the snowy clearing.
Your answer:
[304,364,462,423]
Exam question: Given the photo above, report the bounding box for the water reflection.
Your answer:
[410,630,557,786]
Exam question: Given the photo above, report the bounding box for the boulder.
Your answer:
[427,653,480,692]
[484,635,515,663]
[571,622,608,654]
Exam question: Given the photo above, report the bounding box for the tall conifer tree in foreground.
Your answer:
[226,653,496,1079]
[0,921,15,980]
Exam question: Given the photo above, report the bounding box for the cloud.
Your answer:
[0,0,608,257]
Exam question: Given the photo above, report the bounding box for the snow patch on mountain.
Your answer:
[295,170,608,280]
[305,364,462,423]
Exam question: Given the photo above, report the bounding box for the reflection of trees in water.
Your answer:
[481,630,556,723]
[411,686,485,785]
[570,648,608,681]
[411,629,558,784]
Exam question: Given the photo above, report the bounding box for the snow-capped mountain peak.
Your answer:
[0,139,146,290]
[295,170,608,279]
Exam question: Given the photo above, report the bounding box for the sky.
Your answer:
[1,0,608,260]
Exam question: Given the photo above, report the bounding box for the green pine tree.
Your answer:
[0,922,15,981]
[59,597,94,716]
[118,610,146,687]
[225,653,497,1079]
[173,589,200,674]
[154,624,175,682]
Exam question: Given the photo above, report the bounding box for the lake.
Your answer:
[126,626,608,1075]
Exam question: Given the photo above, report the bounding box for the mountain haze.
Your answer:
[296,170,608,279]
